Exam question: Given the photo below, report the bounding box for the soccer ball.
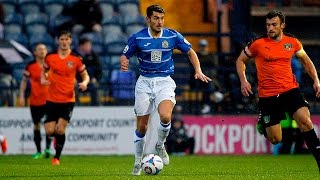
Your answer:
[141,154,163,175]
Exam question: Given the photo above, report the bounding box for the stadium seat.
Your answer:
[28,33,55,52]
[18,0,41,15]
[104,41,127,55]
[99,1,115,20]
[125,24,145,36]
[118,1,139,17]
[4,13,23,25]
[24,13,49,36]
[4,33,29,48]
[103,31,127,45]
[4,23,22,35]
[43,0,65,18]
[101,15,123,37]
[110,69,136,100]
[1,0,17,15]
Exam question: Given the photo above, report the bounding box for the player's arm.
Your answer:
[19,74,28,106]
[120,55,129,71]
[236,50,253,96]
[296,49,320,97]
[78,69,90,92]
[187,48,211,83]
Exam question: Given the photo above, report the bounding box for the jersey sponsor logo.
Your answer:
[66,61,74,68]
[284,43,292,51]
[162,40,169,48]
[123,45,129,53]
[151,51,162,62]
[144,43,151,47]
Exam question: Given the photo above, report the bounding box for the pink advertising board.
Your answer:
[182,115,320,155]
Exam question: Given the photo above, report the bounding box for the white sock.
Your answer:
[134,130,145,164]
[0,135,4,142]
[157,121,171,148]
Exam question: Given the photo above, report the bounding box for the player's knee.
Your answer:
[45,128,55,136]
[159,113,171,124]
[33,123,41,130]
[268,136,282,144]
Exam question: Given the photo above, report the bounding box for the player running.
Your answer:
[120,4,212,175]
[236,10,320,172]
[41,31,90,165]
[19,43,52,159]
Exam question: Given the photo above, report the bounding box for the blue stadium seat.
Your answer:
[99,1,115,20]
[1,1,17,15]
[4,33,29,48]
[125,24,145,36]
[101,15,123,36]
[4,13,23,25]
[24,13,49,36]
[104,41,127,55]
[118,1,139,17]
[28,33,55,52]
[4,23,22,35]
[103,31,127,45]
[18,0,41,15]
[43,0,65,18]
[110,69,136,100]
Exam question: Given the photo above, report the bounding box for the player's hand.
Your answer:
[40,78,50,85]
[19,96,25,106]
[313,80,320,98]
[78,82,88,92]
[240,80,253,97]
[120,55,129,71]
[194,72,212,83]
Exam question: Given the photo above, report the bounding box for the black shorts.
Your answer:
[258,88,309,127]
[45,101,75,123]
[30,105,46,124]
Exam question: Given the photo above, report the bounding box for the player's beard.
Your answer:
[268,31,280,40]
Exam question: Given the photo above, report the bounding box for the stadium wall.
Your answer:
[1,107,320,155]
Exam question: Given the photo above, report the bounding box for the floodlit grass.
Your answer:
[0,155,318,179]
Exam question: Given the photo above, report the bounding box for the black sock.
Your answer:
[45,134,53,150]
[34,129,41,153]
[303,129,320,160]
[54,134,65,160]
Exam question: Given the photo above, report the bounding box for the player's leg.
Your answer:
[51,102,74,165]
[131,89,153,175]
[294,107,320,171]
[154,77,176,165]
[30,106,42,159]
[0,134,7,154]
[52,117,68,165]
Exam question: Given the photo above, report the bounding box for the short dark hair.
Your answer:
[79,37,91,45]
[146,4,165,17]
[266,10,285,24]
[57,30,72,39]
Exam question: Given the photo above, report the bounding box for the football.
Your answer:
[141,154,163,175]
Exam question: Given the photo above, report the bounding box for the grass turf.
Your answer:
[0,155,318,179]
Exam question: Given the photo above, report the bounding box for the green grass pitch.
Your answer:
[0,155,318,179]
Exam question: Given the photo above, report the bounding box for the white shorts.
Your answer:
[134,75,176,116]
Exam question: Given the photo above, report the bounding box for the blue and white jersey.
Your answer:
[122,27,191,77]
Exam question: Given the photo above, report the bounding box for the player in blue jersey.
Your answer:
[120,4,212,175]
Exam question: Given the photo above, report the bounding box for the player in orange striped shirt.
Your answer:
[236,10,320,171]
[19,43,51,159]
[41,31,90,165]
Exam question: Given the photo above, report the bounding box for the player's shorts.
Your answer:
[258,88,309,127]
[134,75,176,116]
[30,105,46,124]
[45,101,75,123]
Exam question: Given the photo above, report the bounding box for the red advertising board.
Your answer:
[182,115,320,155]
